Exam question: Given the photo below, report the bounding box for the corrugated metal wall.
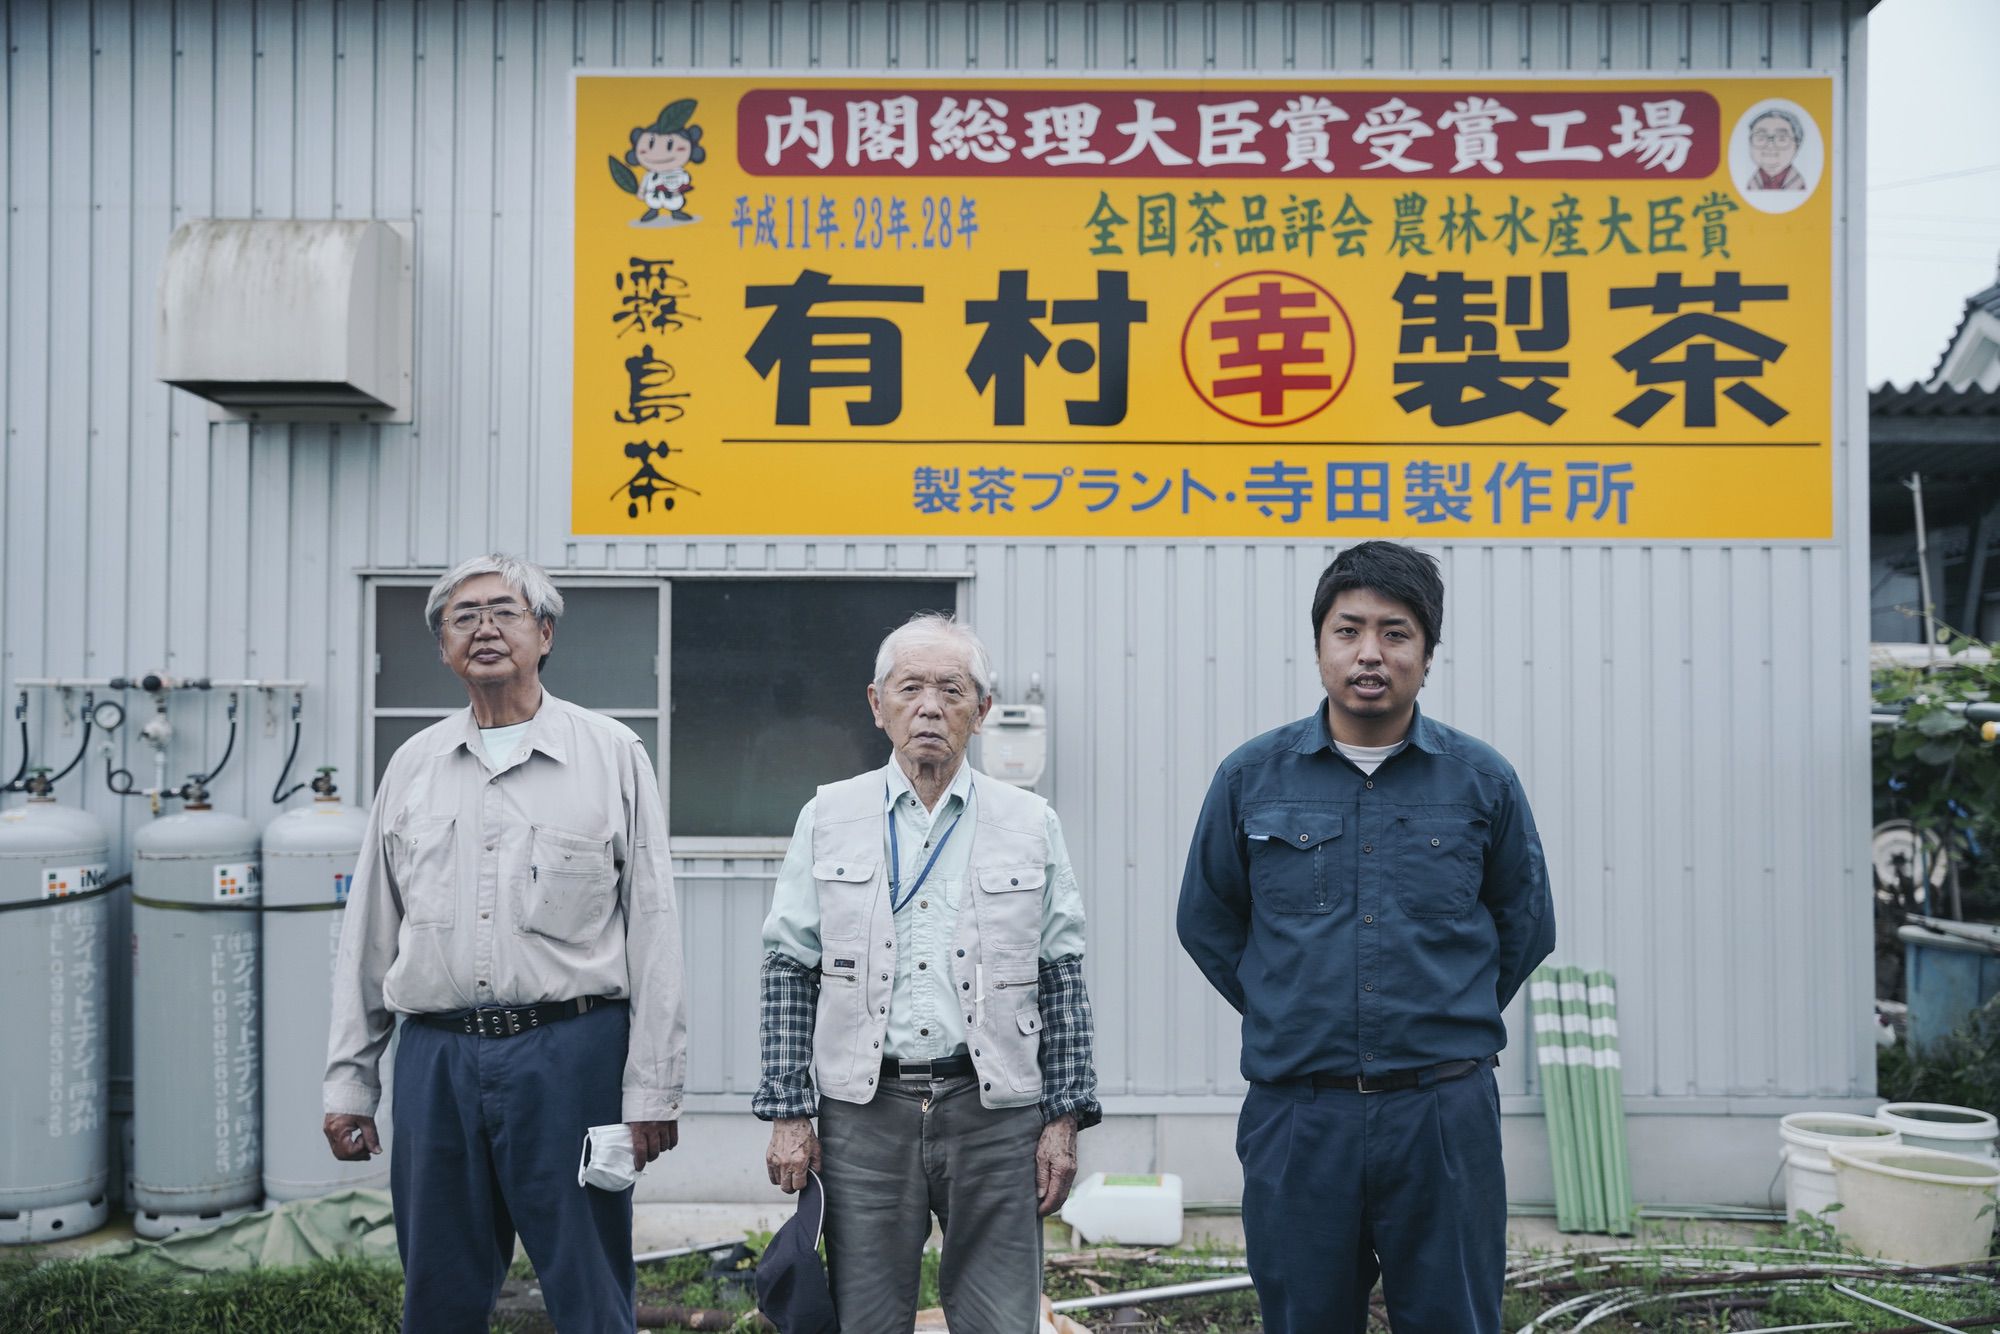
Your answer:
[2,1,1873,1124]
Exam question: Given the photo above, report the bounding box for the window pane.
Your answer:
[541,588,658,710]
[670,580,958,837]
[375,587,461,708]
[376,583,658,710]
[622,717,659,773]
[374,715,445,789]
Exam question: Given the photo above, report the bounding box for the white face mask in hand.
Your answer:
[578,1124,640,1192]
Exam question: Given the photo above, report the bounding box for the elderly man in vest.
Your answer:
[756,613,1099,1333]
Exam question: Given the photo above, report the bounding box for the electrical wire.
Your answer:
[1870,161,2000,191]
[271,719,306,803]
[191,695,239,787]
[43,715,93,787]
[3,711,27,792]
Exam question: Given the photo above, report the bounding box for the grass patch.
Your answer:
[0,1256,404,1334]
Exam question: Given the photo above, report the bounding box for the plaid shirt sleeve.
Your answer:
[1037,953,1100,1129]
[753,950,820,1121]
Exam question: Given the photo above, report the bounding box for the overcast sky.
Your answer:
[1867,0,2000,387]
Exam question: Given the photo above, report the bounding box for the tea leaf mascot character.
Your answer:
[608,99,706,223]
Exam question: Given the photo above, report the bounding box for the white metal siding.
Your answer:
[2,2,1872,1121]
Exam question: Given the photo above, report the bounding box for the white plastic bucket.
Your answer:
[1874,1102,2000,1166]
[1777,1113,1900,1220]
[1058,1171,1184,1246]
[1828,1143,2000,1265]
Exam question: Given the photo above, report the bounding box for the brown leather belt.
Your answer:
[411,996,620,1039]
[1309,1054,1495,1094]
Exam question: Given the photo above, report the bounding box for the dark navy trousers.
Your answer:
[391,1001,635,1334]
[1237,1062,1506,1334]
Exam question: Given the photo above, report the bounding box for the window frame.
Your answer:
[361,570,967,855]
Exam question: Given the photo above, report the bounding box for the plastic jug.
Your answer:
[1059,1172,1185,1245]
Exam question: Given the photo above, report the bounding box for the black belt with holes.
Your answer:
[1308,1054,1496,1094]
[411,996,621,1039]
[881,1051,975,1080]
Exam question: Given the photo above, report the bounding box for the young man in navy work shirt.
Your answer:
[1177,541,1555,1334]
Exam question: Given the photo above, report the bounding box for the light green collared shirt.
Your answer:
[763,758,1087,1060]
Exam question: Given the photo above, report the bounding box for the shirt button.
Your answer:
[1363,1052,1375,1062]
[885,940,894,949]
[485,843,496,852]
[1431,837,1441,847]
[480,911,490,920]
[1363,915,1374,924]
[1298,833,1309,843]
[872,1040,880,1049]
[956,949,965,957]
[1365,780,1374,789]
[1363,844,1373,854]
[879,1007,887,1015]
[1364,982,1374,991]
[920,899,929,909]
[966,1014,973,1023]
[918,961,928,971]
[962,982,971,991]
[920,1028,930,1037]
[881,972,889,981]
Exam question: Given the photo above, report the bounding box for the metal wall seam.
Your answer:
[0,1,1872,1108]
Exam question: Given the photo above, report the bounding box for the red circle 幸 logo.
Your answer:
[1180,270,1357,428]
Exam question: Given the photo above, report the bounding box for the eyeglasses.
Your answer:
[1750,131,1796,147]
[445,606,530,634]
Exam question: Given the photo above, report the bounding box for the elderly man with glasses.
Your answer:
[756,612,1099,1334]
[323,553,687,1333]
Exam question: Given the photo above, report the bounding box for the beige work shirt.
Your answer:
[323,692,687,1122]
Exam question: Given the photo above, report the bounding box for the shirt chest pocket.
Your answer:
[517,824,618,947]
[813,860,876,943]
[975,865,1044,950]
[1245,813,1342,915]
[1392,814,1488,918]
[389,815,458,929]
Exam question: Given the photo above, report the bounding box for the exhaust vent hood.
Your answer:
[157,219,412,422]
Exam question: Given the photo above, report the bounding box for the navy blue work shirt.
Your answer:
[1176,701,1555,1085]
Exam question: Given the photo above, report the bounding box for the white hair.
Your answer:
[424,554,566,638]
[873,613,994,700]
[1750,107,1805,145]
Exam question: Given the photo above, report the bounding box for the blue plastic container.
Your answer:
[1900,919,2000,1051]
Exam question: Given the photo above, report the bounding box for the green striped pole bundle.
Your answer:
[1529,965,1635,1235]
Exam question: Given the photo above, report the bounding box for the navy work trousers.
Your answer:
[1237,1062,1506,1334]
[391,1001,635,1334]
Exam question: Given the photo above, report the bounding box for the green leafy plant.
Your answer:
[1873,631,2000,922]
[1879,991,2000,1120]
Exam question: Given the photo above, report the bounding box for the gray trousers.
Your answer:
[818,1073,1044,1334]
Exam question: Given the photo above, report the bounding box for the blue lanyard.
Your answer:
[887,783,965,914]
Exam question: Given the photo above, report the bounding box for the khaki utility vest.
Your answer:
[809,766,1051,1109]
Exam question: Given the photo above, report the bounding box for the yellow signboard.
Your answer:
[573,75,1834,539]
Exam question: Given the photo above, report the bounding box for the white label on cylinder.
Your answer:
[43,862,109,899]
[210,929,260,1174]
[45,901,104,1139]
[213,862,261,902]
[334,871,352,903]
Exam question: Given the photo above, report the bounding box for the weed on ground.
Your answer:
[3,1220,1992,1332]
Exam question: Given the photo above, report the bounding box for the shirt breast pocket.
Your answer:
[389,815,458,929]
[1393,813,1488,918]
[1245,812,1342,916]
[813,860,876,942]
[518,824,618,947]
